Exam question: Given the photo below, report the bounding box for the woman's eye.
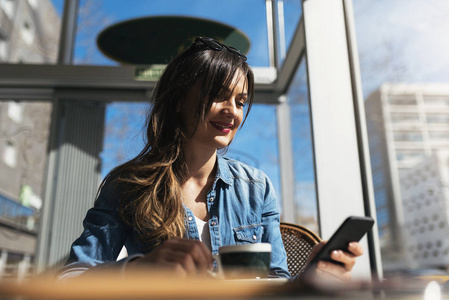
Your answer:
[237,101,246,108]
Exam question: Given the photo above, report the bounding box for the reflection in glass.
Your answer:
[0,101,52,279]
[388,96,417,106]
[393,131,423,142]
[396,149,426,163]
[365,86,449,272]
[101,102,148,177]
[390,112,420,124]
[424,96,449,107]
[356,0,449,276]
[426,114,449,124]
[0,0,60,63]
[352,0,449,276]
[429,131,449,141]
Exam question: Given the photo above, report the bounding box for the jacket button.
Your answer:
[188,216,193,221]
[209,197,214,202]
[252,235,257,240]
[211,222,217,226]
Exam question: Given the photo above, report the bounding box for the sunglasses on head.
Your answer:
[193,36,247,61]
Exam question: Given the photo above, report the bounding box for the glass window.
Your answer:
[376,208,390,236]
[27,0,38,9]
[0,0,15,19]
[377,209,388,230]
[20,17,35,45]
[0,0,61,64]
[396,149,426,163]
[372,171,385,189]
[423,96,449,107]
[0,0,301,278]
[390,112,420,124]
[388,96,417,106]
[0,100,52,279]
[101,102,148,177]
[286,57,317,232]
[374,188,388,207]
[228,105,281,199]
[393,130,423,142]
[429,131,449,141]
[426,113,449,124]
[355,0,449,276]
[0,194,35,229]
[3,140,16,167]
[75,0,271,67]
[7,102,23,123]
[0,36,7,62]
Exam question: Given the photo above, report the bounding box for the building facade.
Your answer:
[365,83,449,271]
[400,150,449,268]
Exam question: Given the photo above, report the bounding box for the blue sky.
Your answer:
[78,0,270,66]
[52,0,302,67]
[354,0,449,96]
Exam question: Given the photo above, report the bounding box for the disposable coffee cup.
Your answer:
[214,243,272,279]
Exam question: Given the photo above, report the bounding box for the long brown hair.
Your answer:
[101,41,254,245]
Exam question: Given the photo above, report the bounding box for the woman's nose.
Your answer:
[226,99,238,117]
[222,99,238,118]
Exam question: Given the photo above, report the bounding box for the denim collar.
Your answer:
[215,155,233,186]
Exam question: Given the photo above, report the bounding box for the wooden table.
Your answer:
[0,271,443,300]
[0,271,290,300]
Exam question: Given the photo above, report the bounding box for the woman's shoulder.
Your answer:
[99,172,127,194]
[219,156,269,183]
[95,171,136,207]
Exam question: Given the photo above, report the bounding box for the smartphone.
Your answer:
[305,216,374,270]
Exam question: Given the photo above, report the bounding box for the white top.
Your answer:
[195,216,212,251]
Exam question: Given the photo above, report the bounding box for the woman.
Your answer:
[59,37,362,281]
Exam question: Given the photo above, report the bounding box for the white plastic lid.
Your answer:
[219,243,272,254]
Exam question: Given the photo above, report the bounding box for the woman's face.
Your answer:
[180,70,248,151]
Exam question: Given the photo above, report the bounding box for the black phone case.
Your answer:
[307,216,374,268]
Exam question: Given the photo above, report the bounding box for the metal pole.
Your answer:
[277,0,287,61]
[266,0,279,69]
[57,0,79,64]
[277,96,296,223]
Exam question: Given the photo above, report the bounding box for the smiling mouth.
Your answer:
[210,121,233,133]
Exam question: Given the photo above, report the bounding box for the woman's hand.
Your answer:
[307,241,363,281]
[126,238,213,277]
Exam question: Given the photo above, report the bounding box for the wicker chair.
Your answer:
[280,222,321,277]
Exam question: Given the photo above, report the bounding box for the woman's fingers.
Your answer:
[163,249,197,275]
[132,238,213,276]
[331,250,356,270]
[313,241,363,282]
[164,238,213,271]
[348,242,364,256]
[330,242,363,271]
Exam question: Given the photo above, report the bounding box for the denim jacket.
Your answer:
[59,155,290,279]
